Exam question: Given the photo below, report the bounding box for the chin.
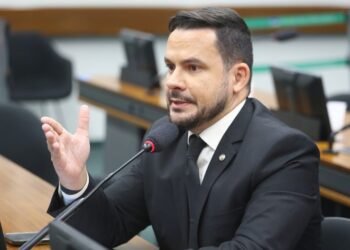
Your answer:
[169,114,184,125]
[169,112,199,130]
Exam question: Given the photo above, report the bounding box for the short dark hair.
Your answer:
[168,7,253,84]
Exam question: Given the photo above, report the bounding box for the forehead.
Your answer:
[165,28,220,61]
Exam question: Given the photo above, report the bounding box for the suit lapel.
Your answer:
[170,134,190,244]
[184,140,201,247]
[195,99,255,224]
[171,99,255,247]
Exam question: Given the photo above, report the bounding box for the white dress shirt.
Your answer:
[188,99,246,184]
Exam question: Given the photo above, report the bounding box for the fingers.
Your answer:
[40,116,65,154]
[76,105,90,137]
[41,116,64,136]
[41,123,66,168]
[41,123,60,152]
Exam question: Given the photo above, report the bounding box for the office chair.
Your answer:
[0,103,58,185]
[328,94,350,111]
[321,217,350,250]
[0,18,10,103]
[6,31,72,123]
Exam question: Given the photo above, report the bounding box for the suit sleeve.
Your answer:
[200,133,321,250]
[47,163,150,248]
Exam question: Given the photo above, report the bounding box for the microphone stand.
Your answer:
[20,145,151,250]
[323,123,350,154]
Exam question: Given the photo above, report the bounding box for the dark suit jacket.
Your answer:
[48,98,321,250]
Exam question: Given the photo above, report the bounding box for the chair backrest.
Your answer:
[9,32,55,77]
[7,31,72,100]
[0,19,10,103]
[322,217,350,250]
[0,103,57,185]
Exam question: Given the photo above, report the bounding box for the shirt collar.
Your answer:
[188,99,246,150]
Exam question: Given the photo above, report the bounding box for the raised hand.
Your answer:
[41,105,90,190]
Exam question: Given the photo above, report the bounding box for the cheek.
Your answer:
[191,81,215,97]
[186,74,222,103]
[192,91,212,109]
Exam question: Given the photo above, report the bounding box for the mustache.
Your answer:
[166,90,196,104]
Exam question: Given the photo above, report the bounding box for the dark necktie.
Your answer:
[187,135,207,249]
[187,135,206,183]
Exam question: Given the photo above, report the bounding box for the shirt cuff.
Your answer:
[59,174,90,205]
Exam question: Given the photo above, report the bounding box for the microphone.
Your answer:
[143,116,179,153]
[273,29,298,41]
[20,116,179,250]
[323,123,350,154]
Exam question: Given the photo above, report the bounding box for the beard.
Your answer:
[167,81,228,131]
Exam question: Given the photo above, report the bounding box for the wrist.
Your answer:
[59,174,90,205]
[59,168,88,191]
[60,183,82,194]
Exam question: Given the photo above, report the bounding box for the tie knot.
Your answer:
[188,135,206,161]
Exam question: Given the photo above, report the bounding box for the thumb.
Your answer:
[76,105,90,136]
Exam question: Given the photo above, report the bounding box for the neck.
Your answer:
[191,96,247,134]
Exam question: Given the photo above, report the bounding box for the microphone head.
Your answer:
[143,116,179,153]
[273,29,298,41]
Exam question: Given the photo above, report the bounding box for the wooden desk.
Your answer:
[78,76,350,208]
[0,156,54,250]
[0,155,157,250]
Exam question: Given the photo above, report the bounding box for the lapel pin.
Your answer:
[219,154,226,161]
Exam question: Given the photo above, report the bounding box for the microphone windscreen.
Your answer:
[144,116,179,152]
[273,29,298,41]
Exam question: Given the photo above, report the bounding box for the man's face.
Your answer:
[164,28,233,133]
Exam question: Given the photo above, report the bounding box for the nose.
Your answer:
[164,69,186,91]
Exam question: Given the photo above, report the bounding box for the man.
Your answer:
[42,7,321,249]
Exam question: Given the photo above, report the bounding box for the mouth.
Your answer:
[169,98,192,109]
[167,90,196,111]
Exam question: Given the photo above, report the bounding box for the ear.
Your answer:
[230,63,250,93]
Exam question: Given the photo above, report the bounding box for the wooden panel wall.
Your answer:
[0,6,347,36]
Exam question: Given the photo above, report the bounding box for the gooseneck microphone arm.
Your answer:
[20,144,152,250]
[20,116,180,250]
[324,123,350,154]
[19,143,153,250]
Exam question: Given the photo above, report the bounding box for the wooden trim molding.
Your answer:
[320,186,350,207]
[0,6,347,36]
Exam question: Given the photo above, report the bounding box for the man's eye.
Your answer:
[188,65,198,71]
[166,64,175,73]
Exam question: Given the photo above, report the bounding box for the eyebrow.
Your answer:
[164,57,172,64]
[164,57,205,66]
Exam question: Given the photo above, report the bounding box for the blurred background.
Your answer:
[1,0,349,142]
[1,1,350,244]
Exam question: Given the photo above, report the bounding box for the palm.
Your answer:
[53,130,90,179]
[41,105,91,189]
